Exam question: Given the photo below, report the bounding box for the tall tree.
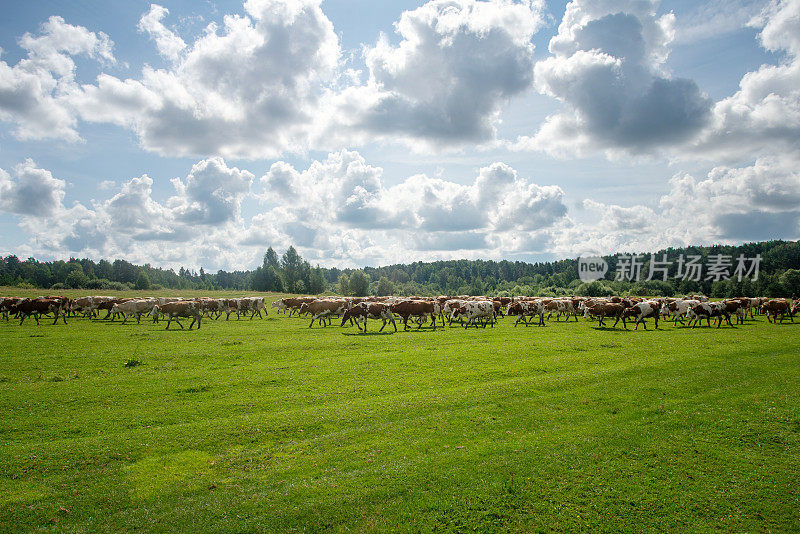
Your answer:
[264,247,280,270]
[349,270,370,297]
[280,246,305,293]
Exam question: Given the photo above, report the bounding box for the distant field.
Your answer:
[1,291,798,532]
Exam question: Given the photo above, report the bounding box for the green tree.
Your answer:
[779,269,800,296]
[337,273,350,296]
[280,246,305,293]
[65,269,89,289]
[309,266,326,294]
[376,276,394,296]
[264,247,280,270]
[349,270,370,297]
[135,271,151,290]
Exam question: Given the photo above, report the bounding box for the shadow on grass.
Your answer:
[341,331,395,336]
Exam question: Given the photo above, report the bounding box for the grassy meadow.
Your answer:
[1,289,798,532]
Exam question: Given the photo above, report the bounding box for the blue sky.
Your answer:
[1,0,798,270]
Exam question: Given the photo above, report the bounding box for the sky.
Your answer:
[0,0,798,271]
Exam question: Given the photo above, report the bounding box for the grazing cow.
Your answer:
[687,302,731,328]
[340,302,397,332]
[112,298,158,324]
[508,300,546,326]
[300,299,348,327]
[761,299,793,323]
[452,300,495,328]
[583,303,627,329]
[151,301,202,329]
[14,298,66,325]
[390,300,438,330]
[622,301,660,330]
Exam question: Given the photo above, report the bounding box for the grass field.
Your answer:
[1,290,798,532]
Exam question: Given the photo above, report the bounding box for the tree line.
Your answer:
[2,240,800,298]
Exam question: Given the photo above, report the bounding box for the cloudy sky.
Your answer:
[1,0,798,270]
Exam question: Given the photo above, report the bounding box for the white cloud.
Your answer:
[553,156,800,256]
[0,159,66,217]
[0,16,115,141]
[318,0,546,151]
[689,0,800,163]
[138,4,187,62]
[515,0,711,157]
[67,0,341,159]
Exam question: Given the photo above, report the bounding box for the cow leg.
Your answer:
[166,317,171,329]
[121,313,128,325]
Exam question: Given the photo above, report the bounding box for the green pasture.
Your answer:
[1,290,798,532]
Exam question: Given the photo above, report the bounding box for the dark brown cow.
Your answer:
[14,298,66,325]
[584,303,627,329]
[340,302,397,332]
[390,300,437,330]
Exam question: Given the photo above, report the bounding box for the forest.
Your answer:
[2,240,800,298]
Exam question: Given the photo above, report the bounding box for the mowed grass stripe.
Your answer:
[1,303,798,532]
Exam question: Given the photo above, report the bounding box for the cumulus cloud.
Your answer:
[258,152,568,254]
[0,159,66,217]
[689,0,800,163]
[318,0,546,150]
[515,0,711,157]
[0,16,115,141]
[137,4,187,62]
[66,0,341,158]
[553,157,800,256]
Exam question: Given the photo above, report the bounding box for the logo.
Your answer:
[578,256,608,282]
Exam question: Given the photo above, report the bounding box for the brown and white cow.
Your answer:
[300,299,348,327]
[151,301,203,329]
[340,302,397,332]
[622,301,660,330]
[687,302,731,328]
[452,300,495,328]
[761,299,793,323]
[583,302,627,329]
[14,298,66,325]
[508,300,546,326]
[390,300,438,330]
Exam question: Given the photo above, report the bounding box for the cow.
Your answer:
[151,301,202,330]
[661,299,700,326]
[112,298,158,324]
[300,299,348,327]
[687,302,731,328]
[583,302,627,329]
[1,297,22,321]
[507,300,546,326]
[545,299,578,322]
[238,297,268,319]
[390,300,438,330]
[13,298,66,325]
[761,299,793,323]
[283,297,316,316]
[452,300,495,328]
[340,302,397,332]
[270,299,287,314]
[622,301,660,330]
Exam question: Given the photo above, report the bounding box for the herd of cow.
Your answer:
[270,294,798,331]
[0,293,797,332]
